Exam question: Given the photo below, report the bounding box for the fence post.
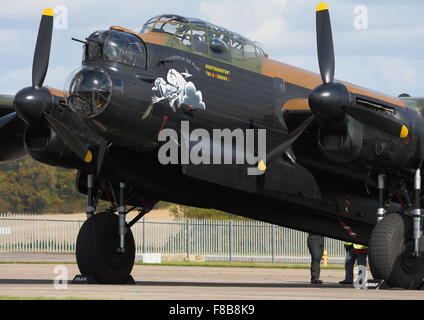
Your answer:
[142,218,146,254]
[186,219,190,260]
[271,224,275,264]
[229,220,233,262]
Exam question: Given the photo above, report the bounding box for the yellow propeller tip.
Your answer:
[43,8,54,16]
[84,151,93,163]
[258,160,267,172]
[316,2,329,11]
[400,125,409,139]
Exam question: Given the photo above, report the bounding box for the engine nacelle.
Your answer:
[318,115,418,170]
[24,125,87,169]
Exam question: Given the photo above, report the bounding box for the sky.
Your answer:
[1,0,423,96]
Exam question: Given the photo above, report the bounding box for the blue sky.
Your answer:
[1,0,424,96]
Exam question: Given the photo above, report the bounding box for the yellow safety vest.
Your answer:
[353,244,368,250]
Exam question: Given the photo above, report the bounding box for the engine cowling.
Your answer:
[318,114,418,169]
[24,125,87,169]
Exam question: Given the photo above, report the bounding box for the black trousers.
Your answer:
[307,234,324,281]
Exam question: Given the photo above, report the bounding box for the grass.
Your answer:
[135,260,345,270]
[0,260,345,269]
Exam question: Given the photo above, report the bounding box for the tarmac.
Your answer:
[0,253,423,300]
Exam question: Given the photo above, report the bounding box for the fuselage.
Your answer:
[41,16,424,244]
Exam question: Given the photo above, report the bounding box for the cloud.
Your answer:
[0,65,76,95]
[198,0,291,52]
[1,0,424,97]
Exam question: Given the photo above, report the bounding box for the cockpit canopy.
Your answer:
[141,14,265,64]
[84,29,146,69]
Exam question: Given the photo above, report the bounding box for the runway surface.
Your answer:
[0,254,423,300]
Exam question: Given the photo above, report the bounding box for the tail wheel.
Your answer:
[369,213,424,289]
[76,211,135,284]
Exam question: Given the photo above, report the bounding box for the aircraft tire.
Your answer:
[369,213,424,289]
[76,211,135,284]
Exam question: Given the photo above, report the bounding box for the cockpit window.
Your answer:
[140,22,155,34]
[84,30,146,69]
[141,14,265,65]
[175,24,192,49]
[243,44,256,59]
[192,28,208,55]
[153,21,181,36]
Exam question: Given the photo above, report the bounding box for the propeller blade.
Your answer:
[343,105,409,138]
[97,141,110,175]
[316,2,335,84]
[32,8,54,87]
[258,115,316,172]
[44,113,93,163]
[0,112,17,129]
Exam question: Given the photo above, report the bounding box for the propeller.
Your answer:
[316,2,334,84]
[0,112,17,129]
[309,2,409,139]
[0,96,17,129]
[259,2,408,173]
[12,8,94,164]
[45,113,93,163]
[14,8,55,125]
[258,115,315,172]
[342,105,409,138]
[32,8,54,88]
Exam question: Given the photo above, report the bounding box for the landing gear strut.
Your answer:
[369,169,424,289]
[76,178,152,284]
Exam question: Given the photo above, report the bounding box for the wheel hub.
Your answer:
[104,236,126,268]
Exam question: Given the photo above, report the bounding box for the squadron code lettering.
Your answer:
[169,304,255,317]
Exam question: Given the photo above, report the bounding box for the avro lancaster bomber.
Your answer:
[1,3,424,288]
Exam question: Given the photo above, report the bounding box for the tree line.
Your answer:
[0,157,241,219]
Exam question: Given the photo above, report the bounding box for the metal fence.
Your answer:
[0,214,346,264]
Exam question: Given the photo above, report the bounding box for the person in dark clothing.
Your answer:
[307,233,324,284]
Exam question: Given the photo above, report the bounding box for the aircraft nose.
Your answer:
[64,66,112,118]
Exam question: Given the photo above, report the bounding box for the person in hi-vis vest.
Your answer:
[339,242,368,285]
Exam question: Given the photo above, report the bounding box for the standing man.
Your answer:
[353,244,368,269]
[339,242,358,285]
[339,243,368,285]
[307,233,324,284]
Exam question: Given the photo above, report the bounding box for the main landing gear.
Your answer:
[75,175,153,284]
[369,170,424,289]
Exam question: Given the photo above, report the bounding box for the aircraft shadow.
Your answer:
[0,278,350,289]
[134,280,346,289]
[0,279,55,285]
